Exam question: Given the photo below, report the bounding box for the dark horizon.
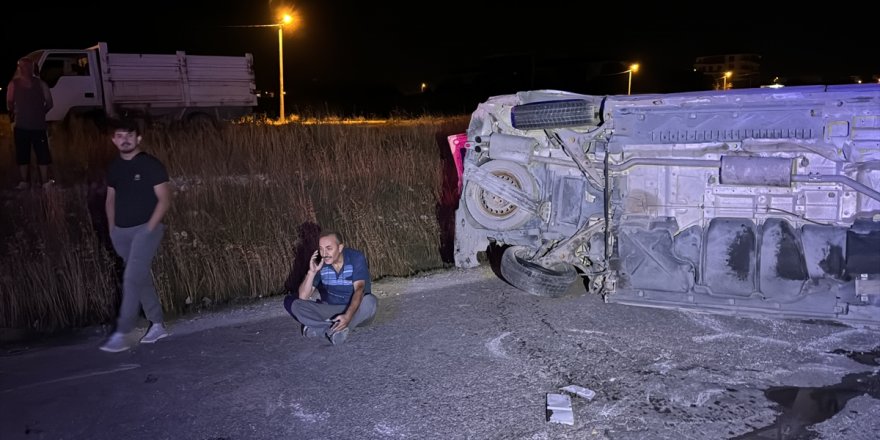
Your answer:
[3,1,878,117]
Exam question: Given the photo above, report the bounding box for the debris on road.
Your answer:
[546,393,574,425]
[560,385,596,401]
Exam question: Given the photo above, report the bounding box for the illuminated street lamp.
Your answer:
[627,63,640,95]
[276,13,296,121]
[227,11,300,121]
[722,71,733,90]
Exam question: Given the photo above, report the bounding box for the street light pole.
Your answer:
[277,13,293,122]
[627,70,633,95]
[278,24,285,121]
[627,63,640,95]
[225,12,297,122]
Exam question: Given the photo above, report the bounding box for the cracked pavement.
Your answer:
[2,265,879,439]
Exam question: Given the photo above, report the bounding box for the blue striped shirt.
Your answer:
[313,248,371,305]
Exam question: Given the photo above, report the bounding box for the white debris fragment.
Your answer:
[546,393,574,425]
[560,385,596,401]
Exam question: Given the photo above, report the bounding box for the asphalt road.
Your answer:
[2,265,879,440]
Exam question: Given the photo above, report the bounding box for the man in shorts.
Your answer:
[6,57,55,189]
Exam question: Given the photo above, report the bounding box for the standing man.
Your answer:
[6,57,55,189]
[99,118,172,353]
[284,231,378,345]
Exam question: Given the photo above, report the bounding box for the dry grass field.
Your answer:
[0,113,469,332]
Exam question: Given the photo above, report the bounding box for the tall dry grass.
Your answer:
[0,113,469,332]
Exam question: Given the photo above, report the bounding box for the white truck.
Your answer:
[20,42,257,123]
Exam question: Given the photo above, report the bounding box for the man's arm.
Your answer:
[297,250,322,299]
[147,182,172,231]
[333,280,365,331]
[297,271,318,300]
[105,187,116,233]
[333,252,370,331]
[41,81,53,112]
[6,81,15,120]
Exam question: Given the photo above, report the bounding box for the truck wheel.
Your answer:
[463,160,537,230]
[186,112,218,130]
[500,246,577,297]
[63,109,106,131]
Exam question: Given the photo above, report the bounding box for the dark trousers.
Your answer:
[284,294,378,336]
[14,128,51,165]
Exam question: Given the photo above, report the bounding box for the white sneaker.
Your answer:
[140,323,169,344]
[301,325,320,338]
[329,328,349,346]
[41,180,56,190]
[99,332,133,353]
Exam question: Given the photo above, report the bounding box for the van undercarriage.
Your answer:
[453,85,880,325]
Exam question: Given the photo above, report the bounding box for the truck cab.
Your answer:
[25,49,102,121]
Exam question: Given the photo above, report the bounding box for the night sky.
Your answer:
[3,0,877,116]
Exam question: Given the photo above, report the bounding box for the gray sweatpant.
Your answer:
[289,294,378,336]
[110,223,166,333]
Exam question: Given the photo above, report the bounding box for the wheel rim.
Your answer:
[477,171,521,219]
[463,159,536,231]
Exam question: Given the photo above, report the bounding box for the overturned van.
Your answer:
[452,85,880,325]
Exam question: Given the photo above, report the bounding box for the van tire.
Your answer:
[500,246,577,297]
[510,99,597,130]
[463,160,536,230]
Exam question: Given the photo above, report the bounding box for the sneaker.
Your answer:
[15,181,29,190]
[301,325,319,338]
[99,332,133,353]
[329,328,349,346]
[41,180,56,190]
[140,323,169,344]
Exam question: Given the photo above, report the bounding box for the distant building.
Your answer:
[694,53,762,89]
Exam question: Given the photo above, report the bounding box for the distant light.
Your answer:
[629,63,640,73]
[761,84,785,89]
[282,14,293,24]
[857,79,863,84]
[724,71,733,78]
[420,82,427,92]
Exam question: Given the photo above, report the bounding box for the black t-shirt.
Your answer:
[106,152,169,227]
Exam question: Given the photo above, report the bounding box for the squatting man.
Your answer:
[284,231,378,345]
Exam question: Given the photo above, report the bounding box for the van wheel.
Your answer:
[500,246,577,297]
[463,160,536,230]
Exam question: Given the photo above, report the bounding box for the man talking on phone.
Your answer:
[284,231,378,345]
